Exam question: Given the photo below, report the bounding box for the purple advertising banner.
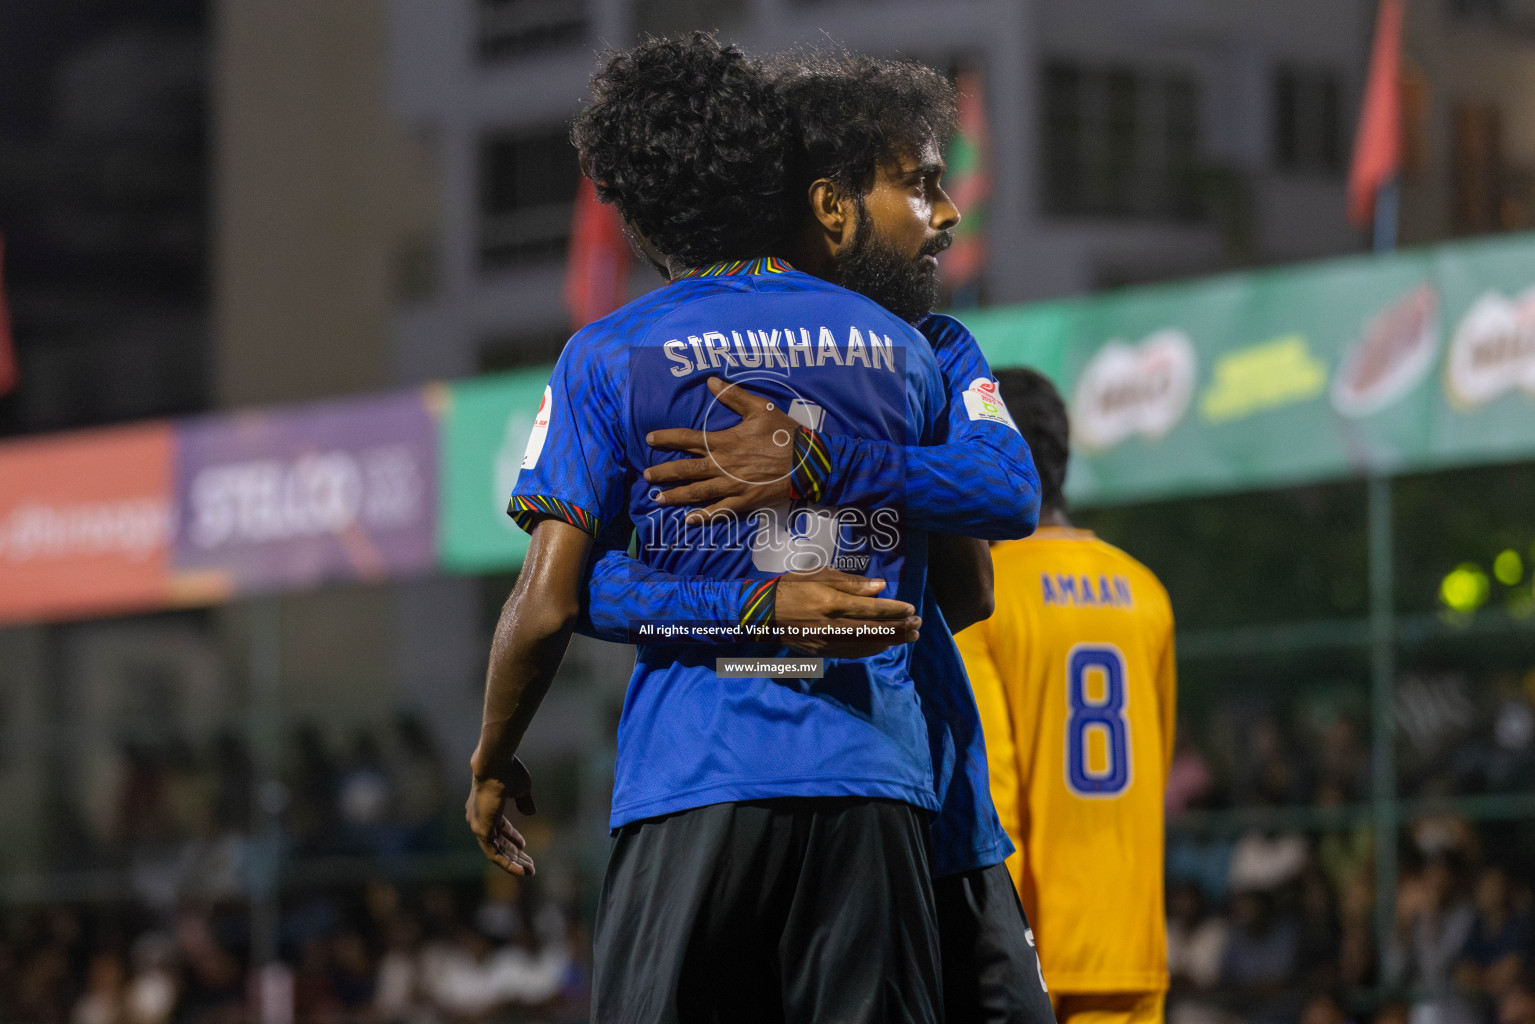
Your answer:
[172,390,439,596]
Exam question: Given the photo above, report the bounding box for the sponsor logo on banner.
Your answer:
[1072,330,1196,450]
[1200,334,1328,423]
[522,385,553,469]
[0,423,175,623]
[174,392,437,592]
[186,445,424,550]
[963,377,1017,428]
[1445,288,1535,409]
[0,497,170,564]
[1332,284,1440,418]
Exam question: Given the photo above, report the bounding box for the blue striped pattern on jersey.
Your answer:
[511,266,947,828]
[571,311,1025,876]
[820,313,1041,538]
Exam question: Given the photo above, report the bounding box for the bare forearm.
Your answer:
[470,519,592,779]
[929,533,994,633]
[472,596,575,778]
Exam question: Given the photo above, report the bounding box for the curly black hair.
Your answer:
[570,33,794,270]
[772,52,959,199]
[996,367,1070,513]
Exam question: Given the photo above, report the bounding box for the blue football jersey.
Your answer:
[573,310,1022,874]
[908,312,1024,876]
[509,260,948,827]
[909,591,1014,877]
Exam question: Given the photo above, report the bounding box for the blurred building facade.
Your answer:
[0,0,208,439]
[0,0,216,888]
[209,0,475,800]
[376,0,1535,384]
[387,0,1378,381]
[1400,0,1535,243]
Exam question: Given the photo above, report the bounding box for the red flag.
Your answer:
[1348,0,1404,228]
[0,236,16,396]
[563,177,631,330]
[942,69,991,292]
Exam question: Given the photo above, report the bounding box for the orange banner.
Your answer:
[0,423,174,624]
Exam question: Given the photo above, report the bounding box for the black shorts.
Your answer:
[591,797,942,1024]
[935,863,1058,1024]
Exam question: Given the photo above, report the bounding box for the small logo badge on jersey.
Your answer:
[963,377,1017,428]
[522,385,553,469]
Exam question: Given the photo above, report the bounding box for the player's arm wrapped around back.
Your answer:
[813,315,1041,540]
[817,430,1038,539]
[577,545,920,652]
[578,544,752,644]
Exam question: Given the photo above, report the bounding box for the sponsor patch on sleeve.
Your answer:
[962,377,1018,429]
[521,385,553,469]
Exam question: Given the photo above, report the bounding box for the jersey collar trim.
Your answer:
[671,257,793,280]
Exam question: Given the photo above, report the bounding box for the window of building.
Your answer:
[1448,0,1505,19]
[478,130,581,270]
[634,0,746,35]
[1274,65,1342,174]
[477,0,586,61]
[1453,103,1504,233]
[1042,62,1201,220]
[1447,0,1535,29]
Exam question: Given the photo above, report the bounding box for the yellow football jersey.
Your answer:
[956,526,1176,994]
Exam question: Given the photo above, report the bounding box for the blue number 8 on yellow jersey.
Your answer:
[1065,644,1131,797]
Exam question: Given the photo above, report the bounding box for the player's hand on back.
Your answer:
[775,566,921,658]
[466,755,538,877]
[644,377,798,522]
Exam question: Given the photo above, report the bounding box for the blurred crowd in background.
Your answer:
[0,714,589,1024]
[1163,662,1535,1024]
[1165,816,1535,1024]
[0,875,587,1024]
[1,660,1534,1023]
[62,714,455,878]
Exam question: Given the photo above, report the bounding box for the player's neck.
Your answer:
[1040,506,1072,529]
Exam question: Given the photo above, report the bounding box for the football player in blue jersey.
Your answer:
[467,35,1044,1023]
[575,49,1057,1024]
[696,54,1061,1023]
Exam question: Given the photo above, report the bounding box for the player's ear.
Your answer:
[808,178,850,242]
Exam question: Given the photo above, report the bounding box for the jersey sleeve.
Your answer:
[955,617,1026,892]
[805,315,1041,539]
[507,331,629,538]
[578,543,779,643]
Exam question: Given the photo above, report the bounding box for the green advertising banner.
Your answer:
[966,233,1535,507]
[434,233,1535,571]
[438,370,550,573]
[12,233,1528,601]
